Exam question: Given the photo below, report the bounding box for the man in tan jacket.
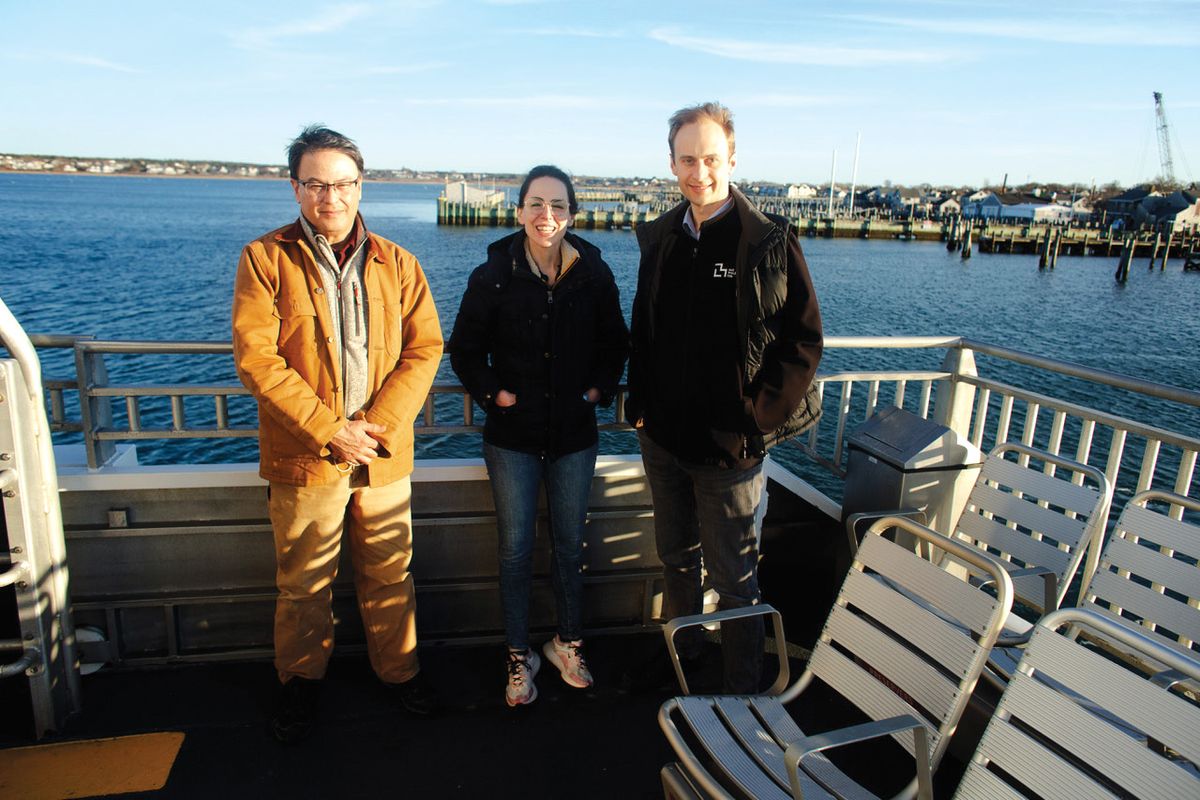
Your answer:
[232,125,443,743]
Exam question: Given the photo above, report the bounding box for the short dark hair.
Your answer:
[286,124,364,180]
[517,164,578,214]
[667,102,735,157]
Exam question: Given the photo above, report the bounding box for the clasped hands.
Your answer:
[329,417,386,467]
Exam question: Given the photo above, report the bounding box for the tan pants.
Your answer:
[268,474,418,684]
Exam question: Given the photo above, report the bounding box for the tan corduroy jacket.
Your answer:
[232,219,443,486]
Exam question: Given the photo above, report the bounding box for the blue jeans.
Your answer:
[637,429,766,693]
[484,442,598,651]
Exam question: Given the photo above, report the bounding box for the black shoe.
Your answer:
[389,671,439,717]
[623,647,712,694]
[271,677,322,744]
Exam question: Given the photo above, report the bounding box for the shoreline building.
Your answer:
[442,180,505,206]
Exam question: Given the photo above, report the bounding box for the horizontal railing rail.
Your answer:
[8,336,1197,519]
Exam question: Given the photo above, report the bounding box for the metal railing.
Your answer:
[18,334,1199,506]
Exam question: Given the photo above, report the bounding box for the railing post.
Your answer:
[932,345,978,440]
[0,297,81,737]
[74,343,115,468]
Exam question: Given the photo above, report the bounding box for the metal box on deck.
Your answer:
[842,406,982,541]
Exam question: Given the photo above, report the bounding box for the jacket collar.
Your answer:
[487,229,599,270]
[275,214,384,263]
[727,185,779,248]
[646,186,778,244]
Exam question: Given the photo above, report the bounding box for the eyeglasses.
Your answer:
[298,178,361,198]
[524,200,571,219]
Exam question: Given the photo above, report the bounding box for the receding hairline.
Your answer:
[667,103,735,157]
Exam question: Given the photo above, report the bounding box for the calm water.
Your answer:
[1,174,1197,475]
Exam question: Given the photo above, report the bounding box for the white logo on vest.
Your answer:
[712,263,736,279]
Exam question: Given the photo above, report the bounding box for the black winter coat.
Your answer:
[448,231,630,458]
[627,187,823,463]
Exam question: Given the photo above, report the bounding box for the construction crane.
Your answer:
[1153,91,1177,183]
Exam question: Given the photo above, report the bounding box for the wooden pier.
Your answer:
[790,217,945,241]
[437,198,659,230]
[977,228,1198,259]
[437,196,1200,267]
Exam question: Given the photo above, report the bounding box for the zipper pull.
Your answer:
[353,283,362,336]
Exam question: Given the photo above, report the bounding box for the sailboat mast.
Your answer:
[849,132,861,216]
[828,149,837,217]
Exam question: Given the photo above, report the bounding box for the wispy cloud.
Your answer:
[39,52,141,73]
[403,94,617,109]
[362,61,449,76]
[229,4,375,49]
[504,25,625,38]
[1083,98,1200,112]
[482,0,547,5]
[835,13,1199,47]
[736,94,853,108]
[649,27,951,66]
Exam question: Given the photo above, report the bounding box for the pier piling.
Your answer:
[1115,236,1135,282]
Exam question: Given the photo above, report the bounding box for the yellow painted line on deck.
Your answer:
[0,731,184,799]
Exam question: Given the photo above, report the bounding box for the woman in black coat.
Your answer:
[449,165,629,707]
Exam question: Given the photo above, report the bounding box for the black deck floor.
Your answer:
[4,633,681,799]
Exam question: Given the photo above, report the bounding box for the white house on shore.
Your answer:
[961,191,1084,222]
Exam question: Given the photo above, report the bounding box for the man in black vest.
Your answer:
[627,102,823,693]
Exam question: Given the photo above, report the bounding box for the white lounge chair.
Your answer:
[1078,488,1200,689]
[658,516,1013,800]
[935,443,1111,662]
[952,607,1200,799]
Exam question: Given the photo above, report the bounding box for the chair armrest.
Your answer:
[980,566,1057,645]
[1151,668,1200,693]
[783,714,933,800]
[845,509,928,557]
[662,605,790,696]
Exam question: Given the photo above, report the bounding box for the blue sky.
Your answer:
[2,0,1197,187]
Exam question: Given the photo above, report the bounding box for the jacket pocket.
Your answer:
[277,295,318,358]
[382,303,404,357]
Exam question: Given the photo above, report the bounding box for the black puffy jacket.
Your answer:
[449,231,630,458]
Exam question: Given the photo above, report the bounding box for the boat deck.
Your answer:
[0,495,861,799]
[2,636,976,799]
[2,634,680,798]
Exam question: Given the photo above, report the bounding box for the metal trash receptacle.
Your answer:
[842,406,982,545]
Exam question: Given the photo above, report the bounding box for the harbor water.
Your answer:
[1,174,1197,476]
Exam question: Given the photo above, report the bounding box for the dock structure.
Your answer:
[977,227,1198,261]
[437,196,1200,263]
[437,197,660,230]
[789,217,946,241]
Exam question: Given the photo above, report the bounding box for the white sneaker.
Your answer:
[505,648,540,707]
[542,636,593,689]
